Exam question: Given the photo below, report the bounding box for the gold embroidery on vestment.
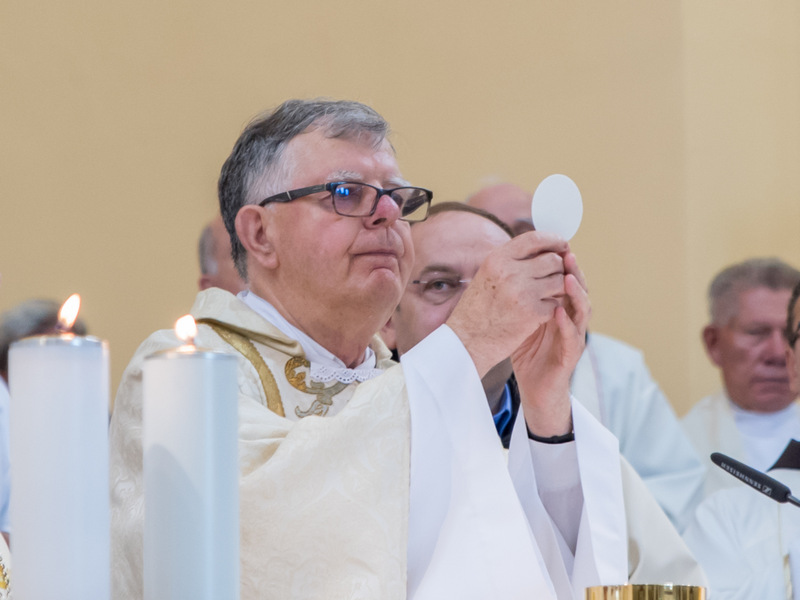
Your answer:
[284,356,347,418]
[0,551,8,591]
[197,319,285,417]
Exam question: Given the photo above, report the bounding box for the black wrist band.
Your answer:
[527,429,575,444]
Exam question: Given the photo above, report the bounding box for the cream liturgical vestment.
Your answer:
[110,289,705,600]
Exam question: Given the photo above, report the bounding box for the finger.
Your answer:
[507,231,569,261]
[563,273,590,336]
[554,305,585,363]
[530,253,565,281]
[531,274,566,306]
[554,305,574,339]
[563,252,588,293]
[501,249,563,281]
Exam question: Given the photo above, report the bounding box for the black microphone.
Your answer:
[710,452,800,508]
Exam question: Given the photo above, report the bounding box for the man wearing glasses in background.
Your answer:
[383,201,705,585]
[110,99,669,599]
[466,182,706,532]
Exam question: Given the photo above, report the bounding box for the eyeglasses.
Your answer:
[411,275,472,305]
[259,181,433,222]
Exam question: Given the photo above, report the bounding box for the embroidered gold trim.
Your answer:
[0,550,9,594]
[197,319,285,418]
[285,356,347,418]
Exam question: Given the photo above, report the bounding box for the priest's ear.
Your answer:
[702,325,724,367]
[235,204,278,271]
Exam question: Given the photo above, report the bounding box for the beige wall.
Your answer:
[683,1,800,412]
[1,1,797,415]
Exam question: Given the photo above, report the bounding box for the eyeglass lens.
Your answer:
[331,183,429,221]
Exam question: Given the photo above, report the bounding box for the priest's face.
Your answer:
[787,299,800,396]
[704,286,795,412]
[388,210,511,355]
[260,130,414,331]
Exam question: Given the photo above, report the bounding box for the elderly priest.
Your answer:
[109,99,703,599]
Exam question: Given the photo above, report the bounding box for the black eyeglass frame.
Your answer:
[258,181,433,221]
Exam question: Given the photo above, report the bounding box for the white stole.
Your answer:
[570,343,603,423]
[403,325,628,599]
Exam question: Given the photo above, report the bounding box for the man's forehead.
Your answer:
[416,263,462,276]
[411,211,508,270]
[286,132,401,176]
[732,286,792,323]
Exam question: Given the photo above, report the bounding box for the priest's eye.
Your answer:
[743,327,771,340]
[411,276,472,305]
[425,278,458,292]
[331,183,366,212]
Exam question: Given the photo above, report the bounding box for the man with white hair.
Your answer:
[467,182,706,531]
[683,257,800,498]
[682,280,800,599]
[110,100,696,599]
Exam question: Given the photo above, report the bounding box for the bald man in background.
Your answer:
[469,183,536,236]
[467,182,705,532]
[198,215,246,294]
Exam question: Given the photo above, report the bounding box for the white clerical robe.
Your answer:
[682,392,800,499]
[683,468,800,599]
[0,380,9,534]
[110,288,703,599]
[570,333,705,531]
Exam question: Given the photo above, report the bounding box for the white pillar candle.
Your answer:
[9,297,110,599]
[143,315,239,600]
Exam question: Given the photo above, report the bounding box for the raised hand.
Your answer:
[511,251,590,437]
[446,232,570,379]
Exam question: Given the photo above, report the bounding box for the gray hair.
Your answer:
[197,222,218,276]
[417,201,514,238]
[708,257,800,325]
[0,299,88,374]
[787,281,800,346]
[217,98,392,280]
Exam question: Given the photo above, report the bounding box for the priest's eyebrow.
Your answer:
[417,265,462,278]
[327,170,410,187]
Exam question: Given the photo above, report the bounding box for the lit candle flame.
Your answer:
[175,315,198,346]
[57,294,81,332]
